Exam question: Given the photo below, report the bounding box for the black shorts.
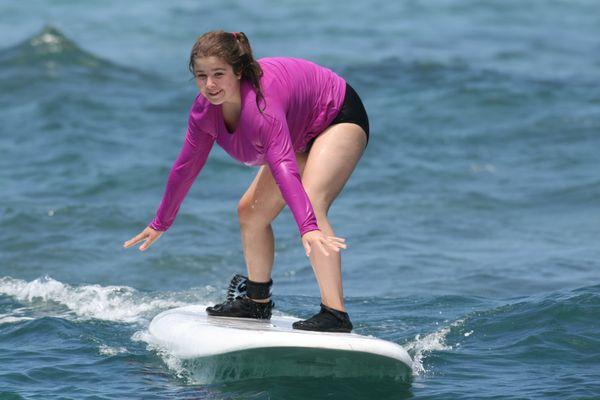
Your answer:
[306,83,370,152]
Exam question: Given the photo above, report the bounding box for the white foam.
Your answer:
[0,314,34,325]
[132,330,189,381]
[405,319,464,376]
[98,345,128,356]
[30,29,65,55]
[0,276,188,323]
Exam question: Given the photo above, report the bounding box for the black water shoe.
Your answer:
[206,274,274,320]
[206,296,273,319]
[292,303,353,333]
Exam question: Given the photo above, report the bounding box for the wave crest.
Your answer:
[0,275,187,323]
[0,25,104,69]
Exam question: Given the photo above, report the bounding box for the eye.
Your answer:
[196,74,207,79]
[215,72,224,77]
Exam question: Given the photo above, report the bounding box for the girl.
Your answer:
[124,31,369,333]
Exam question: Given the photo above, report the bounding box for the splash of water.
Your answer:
[405,319,464,375]
[0,275,187,323]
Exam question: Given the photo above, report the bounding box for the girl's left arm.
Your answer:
[263,117,347,256]
[263,117,319,237]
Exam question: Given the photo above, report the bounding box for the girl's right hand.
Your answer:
[123,226,163,251]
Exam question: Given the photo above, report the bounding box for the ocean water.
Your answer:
[1,0,599,399]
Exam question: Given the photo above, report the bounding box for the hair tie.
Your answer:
[232,32,238,39]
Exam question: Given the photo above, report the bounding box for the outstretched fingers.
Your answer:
[325,235,347,252]
[123,227,163,251]
[315,235,347,257]
[301,231,347,258]
[123,232,147,249]
[138,236,154,251]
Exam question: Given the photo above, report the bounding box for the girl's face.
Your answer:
[193,56,241,105]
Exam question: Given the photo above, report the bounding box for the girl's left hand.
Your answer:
[301,230,347,257]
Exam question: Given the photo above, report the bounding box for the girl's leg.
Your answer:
[237,153,308,284]
[208,154,307,317]
[237,122,366,312]
[299,123,367,312]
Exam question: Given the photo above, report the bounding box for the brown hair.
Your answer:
[189,30,265,111]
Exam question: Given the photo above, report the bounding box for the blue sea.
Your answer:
[1,0,599,398]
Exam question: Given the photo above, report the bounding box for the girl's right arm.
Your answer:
[124,113,216,251]
[123,225,163,251]
[149,125,216,232]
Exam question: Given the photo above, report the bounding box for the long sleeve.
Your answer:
[263,115,319,236]
[150,115,215,231]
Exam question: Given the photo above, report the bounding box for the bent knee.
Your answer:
[237,198,256,226]
[237,197,281,227]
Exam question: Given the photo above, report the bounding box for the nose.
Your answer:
[206,77,217,89]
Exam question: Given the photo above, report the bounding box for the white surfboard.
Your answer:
[148,305,413,383]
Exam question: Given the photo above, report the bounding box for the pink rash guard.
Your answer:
[150,57,346,236]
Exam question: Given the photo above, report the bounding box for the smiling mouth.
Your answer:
[208,90,222,97]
